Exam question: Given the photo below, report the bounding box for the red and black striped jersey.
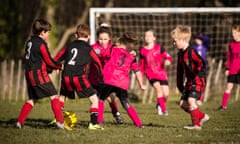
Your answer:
[177,47,206,93]
[24,35,62,86]
[54,40,103,78]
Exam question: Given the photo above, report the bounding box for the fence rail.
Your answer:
[0,59,239,103]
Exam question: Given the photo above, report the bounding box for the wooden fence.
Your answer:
[0,59,239,103]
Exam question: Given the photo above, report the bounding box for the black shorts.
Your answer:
[180,90,201,101]
[99,84,128,101]
[60,87,97,99]
[27,82,57,100]
[149,79,168,86]
[227,74,240,84]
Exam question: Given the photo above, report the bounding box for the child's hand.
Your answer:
[164,60,171,66]
[140,84,147,90]
[130,50,136,56]
[225,70,229,76]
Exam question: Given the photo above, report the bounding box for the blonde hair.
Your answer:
[75,24,90,38]
[171,25,191,42]
[232,25,240,32]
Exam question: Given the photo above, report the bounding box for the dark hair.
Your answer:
[145,28,157,37]
[32,19,51,35]
[76,24,90,38]
[97,24,112,38]
[118,32,138,51]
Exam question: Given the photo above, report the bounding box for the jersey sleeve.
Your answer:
[131,58,140,73]
[177,51,184,93]
[54,46,67,62]
[226,44,231,70]
[139,51,145,74]
[192,49,206,73]
[89,49,103,82]
[40,44,62,69]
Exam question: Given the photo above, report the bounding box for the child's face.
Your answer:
[98,32,110,48]
[40,31,50,40]
[173,38,188,50]
[232,29,240,42]
[144,31,156,45]
[195,38,203,45]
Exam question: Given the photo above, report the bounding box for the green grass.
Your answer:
[0,96,240,144]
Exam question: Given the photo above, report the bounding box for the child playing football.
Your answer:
[98,32,146,128]
[171,25,210,130]
[16,19,70,130]
[139,29,172,115]
[218,25,240,110]
[193,35,210,105]
[88,23,124,124]
[54,24,104,130]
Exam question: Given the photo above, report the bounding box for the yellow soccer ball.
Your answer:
[63,111,77,128]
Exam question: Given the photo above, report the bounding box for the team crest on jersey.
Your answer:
[94,48,101,55]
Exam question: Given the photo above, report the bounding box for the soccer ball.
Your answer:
[63,111,77,128]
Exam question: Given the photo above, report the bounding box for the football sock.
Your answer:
[59,100,64,111]
[109,101,118,115]
[197,109,205,120]
[126,106,142,127]
[90,107,99,125]
[189,107,200,126]
[51,98,64,123]
[97,100,104,124]
[17,102,33,124]
[157,97,167,113]
[221,92,230,109]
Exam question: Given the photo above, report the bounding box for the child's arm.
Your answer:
[225,45,231,76]
[177,51,184,93]
[40,44,62,70]
[89,49,103,82]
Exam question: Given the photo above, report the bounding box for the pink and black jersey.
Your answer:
[88,42,112,86]
[24,35,62,86]
[139,44,172,81]
[177,47,206,93]
[226,41,240,75]
[103,47,139,90]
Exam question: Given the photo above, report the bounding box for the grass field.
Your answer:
[0,95,240,144]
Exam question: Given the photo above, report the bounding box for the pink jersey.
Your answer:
[139,44,172,81]
[226,41,240,75]
[88,42,112,85]
[103,47,139,90]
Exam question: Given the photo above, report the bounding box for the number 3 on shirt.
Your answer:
[25,42,32,60]
[68,48,78,65]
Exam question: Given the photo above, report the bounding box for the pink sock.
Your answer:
[97,100,105,124]
[51,98,64,123]
[127,106,142,127]
[109,101,118,115]
[157,97,167,113]
[221,92,230,109]
[17,102,33,124]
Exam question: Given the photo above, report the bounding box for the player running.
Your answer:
[139,29,172,115]
[98,32,146,128]
[171,25,210,131]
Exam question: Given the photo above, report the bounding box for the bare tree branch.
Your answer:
[53,0,93,55]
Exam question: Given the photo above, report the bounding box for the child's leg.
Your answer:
[120,96,142,127]
[188,98,204,126]
[17,100,34,124]
[221,83,233,109]
[154,82,167,113]
[106,93,119,116]
[89,94,99,125]
[98,99,105,124]
[50,96,64,123]
[59,95,65,111]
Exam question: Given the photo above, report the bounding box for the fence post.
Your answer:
[8,60,15,101]
[1,60,7,100]
[16,60,22,101]
[204,59,215,102]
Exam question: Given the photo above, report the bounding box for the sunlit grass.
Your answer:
[0,95,240,144]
